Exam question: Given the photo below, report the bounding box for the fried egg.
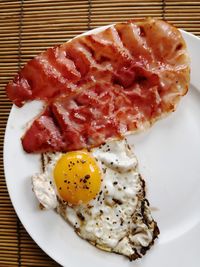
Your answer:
[32,139,159,260]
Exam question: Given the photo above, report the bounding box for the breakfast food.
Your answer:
[6,18,190,153]
[5,18,191,260]
[32,139,159,260]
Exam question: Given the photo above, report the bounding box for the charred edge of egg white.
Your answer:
[35,152,61,210]
[41,152,57,172]
[127,175,159,260]
[41,154,45,172]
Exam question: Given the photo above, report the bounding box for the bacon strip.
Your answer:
[6,18,190,153]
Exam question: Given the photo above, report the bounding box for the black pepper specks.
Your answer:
[103,168,107,174]
[77,212,85,221]
[113,198,122,205]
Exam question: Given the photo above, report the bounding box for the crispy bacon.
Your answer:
[21,108,65,152]
[6,18,190,153]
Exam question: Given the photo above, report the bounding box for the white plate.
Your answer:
[4,27,200,267]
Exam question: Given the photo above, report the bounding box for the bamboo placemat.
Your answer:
[0,0,199,266]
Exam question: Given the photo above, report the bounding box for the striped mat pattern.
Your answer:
[0,0,199,266]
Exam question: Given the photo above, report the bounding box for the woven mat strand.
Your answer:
[0,0,199,266]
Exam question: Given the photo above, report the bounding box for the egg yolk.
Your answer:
[54,151,101,205]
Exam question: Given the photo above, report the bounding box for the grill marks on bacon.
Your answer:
[6,19,190,153]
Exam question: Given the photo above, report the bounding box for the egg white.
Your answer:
[32,139,159,260]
